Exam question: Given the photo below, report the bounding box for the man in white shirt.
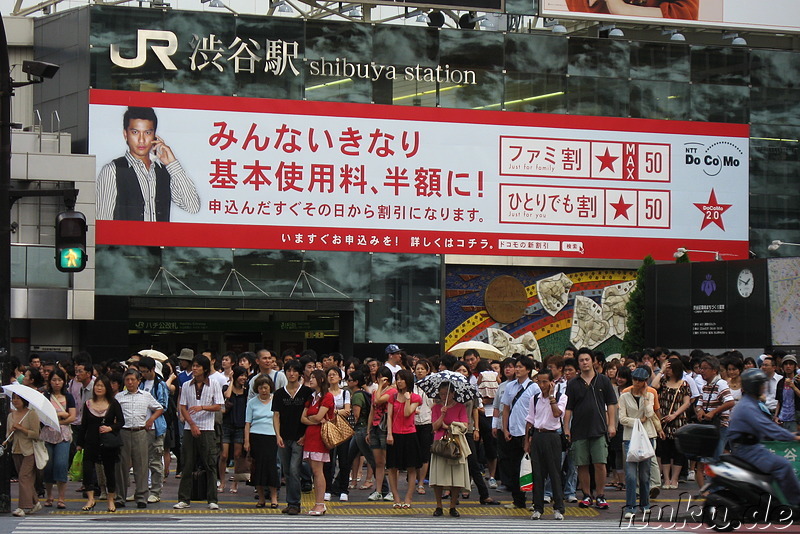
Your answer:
[761,356,783,414]
[384,344,404,380]
[115,369,163,509]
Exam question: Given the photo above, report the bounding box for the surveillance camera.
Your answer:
[22,60,59,79]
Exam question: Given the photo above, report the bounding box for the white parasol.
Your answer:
[448,340,505,361]
[138,349,169,362]
[2,383,60,429]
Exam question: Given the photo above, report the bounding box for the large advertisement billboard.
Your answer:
[90,89,749,260]
[541,0,800,34]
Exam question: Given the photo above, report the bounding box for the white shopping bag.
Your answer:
[519,453,533,491]
[626,419,655,463]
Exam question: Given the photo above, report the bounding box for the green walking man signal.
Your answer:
[55,211,88,272]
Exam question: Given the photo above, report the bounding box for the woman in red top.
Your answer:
[300,369,334,516]
[386,369,423,508]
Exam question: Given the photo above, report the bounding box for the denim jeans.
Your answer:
[623,439,653,513]
[277,440,304,507]
[43,440,70,483]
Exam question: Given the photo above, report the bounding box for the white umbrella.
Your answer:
[138,349,168,362]
[448,340,505,361]
[2,383,60,430]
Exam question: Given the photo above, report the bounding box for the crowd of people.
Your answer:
[3,344,789,520]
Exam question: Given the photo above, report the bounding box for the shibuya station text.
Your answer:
[308,57,478,85]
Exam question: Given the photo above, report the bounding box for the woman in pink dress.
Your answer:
[300,369,334,516]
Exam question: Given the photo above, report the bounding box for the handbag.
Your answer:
[33,439,49,470]
[321,413,354,449]
[233,451,252,483]
[626,419,656,463]
[99,430,122,449]
[68,449,83,481]
[430,431,461,459]
[698,381,722,428]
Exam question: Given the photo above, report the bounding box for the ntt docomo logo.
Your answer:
[684,141,744,176]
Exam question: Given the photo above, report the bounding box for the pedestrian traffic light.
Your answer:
[55,211,87,272]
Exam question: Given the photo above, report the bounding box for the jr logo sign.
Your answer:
[110,29,178,70]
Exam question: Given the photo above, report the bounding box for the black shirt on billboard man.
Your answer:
[97,106,200,221]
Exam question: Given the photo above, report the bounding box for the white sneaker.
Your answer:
[624,511,635,520]
[383,492,394,501]
[11,508,24,517]
[687,471,696,482]
[488,477,498,489]
[147,495,160,503]
[531,510,541,520]
[543,495,552,504]
[173,501,191,509]
[126,494,135,502]
[554,510,564,520]
[367,491,382,501]
[528,504,536,511]
[339,493,348,501]
[208,502,219,510]
[323,493,331,501]
[30,502,43,514]
[566,496,578,503]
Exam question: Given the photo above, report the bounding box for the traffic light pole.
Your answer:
[0,16,13,515]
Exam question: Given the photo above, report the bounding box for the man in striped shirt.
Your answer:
[174,354,223,510]
[96,106,199,222]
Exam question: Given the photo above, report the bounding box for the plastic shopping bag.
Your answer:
[626,419,655,463]
[519,453,533,491]
[68,449,83,481]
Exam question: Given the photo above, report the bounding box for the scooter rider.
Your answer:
[728,368,800,504]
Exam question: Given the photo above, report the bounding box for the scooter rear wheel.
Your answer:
[703,494,742,533]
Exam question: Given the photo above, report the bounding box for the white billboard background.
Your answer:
[89,92,749,258]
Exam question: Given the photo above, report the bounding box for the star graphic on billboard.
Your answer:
[596,147,618,173]
[694,189,732,231]
[610,195,633,220]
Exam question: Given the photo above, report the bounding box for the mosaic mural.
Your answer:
[445,265,637,359]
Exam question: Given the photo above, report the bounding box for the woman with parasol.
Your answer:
[418,371,474,517]
[7,393,41,517]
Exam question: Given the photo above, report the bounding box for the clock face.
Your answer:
[737,268,754,298]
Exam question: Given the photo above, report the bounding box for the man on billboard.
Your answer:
[564,0,699,19]
[97,106,200,221]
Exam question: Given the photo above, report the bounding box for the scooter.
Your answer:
[675,424,799,532]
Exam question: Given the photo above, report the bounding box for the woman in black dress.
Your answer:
[76,375,124,512]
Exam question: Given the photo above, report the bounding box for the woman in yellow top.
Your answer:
[7,393,42,517]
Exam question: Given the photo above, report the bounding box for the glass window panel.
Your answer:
[690,46,750,85]
[234,17,305,100]
[506,0,537,15]
[163,247,233,296]
[90,6,167,92]
[365,298,440,344]
[750,87,800,127]
[567,38,630,79]
[304,66,372,103]
[629,42,690,82]
[383,73,438,107]
[438,70,503,110]
[162,12,238,96]
[504,33,568,75]
[500,73,566,113]
[305,20,373,63]
[567,76,629,117]
[11,246,24,287]
[629,80,689,121]
[26,247,70,288]
[95,246,162,296]
[691,84,749,123]
[750,49,800,88]
[373,26,438,67]
[439,30,504,72]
